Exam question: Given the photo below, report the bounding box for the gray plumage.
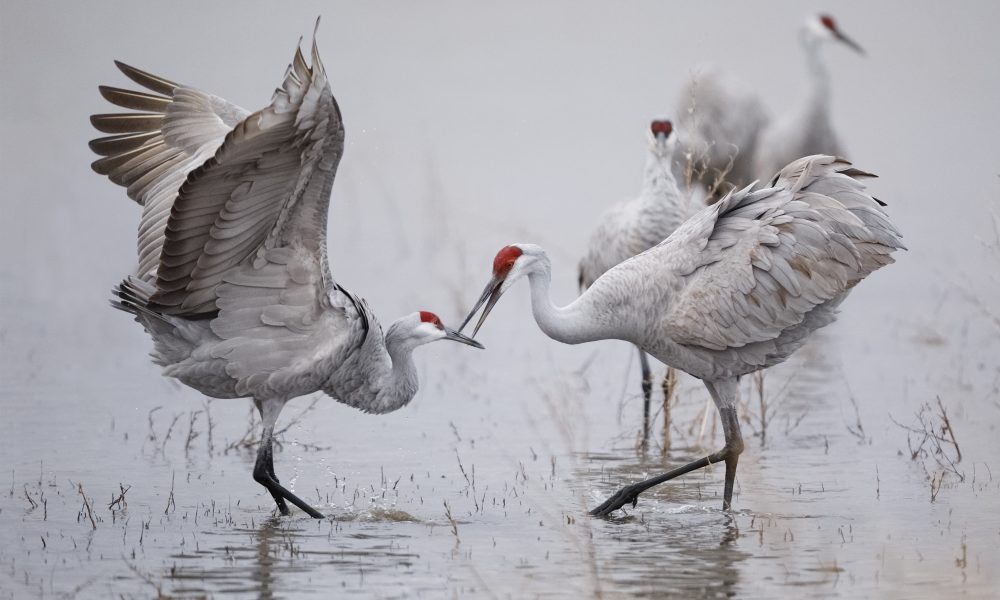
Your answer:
[94,35,481,518]
[579,122,694,291]
[463,154,904,514]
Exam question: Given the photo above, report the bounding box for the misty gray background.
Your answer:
[1,2,999,598]
[2,1,998,357]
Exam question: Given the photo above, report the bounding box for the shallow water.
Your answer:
[2,285,998,598]
[3,1,1000,598]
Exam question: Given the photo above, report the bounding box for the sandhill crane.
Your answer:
[752,14,865,183]
[90,34,482,519]
[675,14,864,199]
[578,119,694,445]
[461,155,903,515]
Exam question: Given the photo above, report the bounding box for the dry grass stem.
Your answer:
[77,484,97,530]
[108,483,131,511]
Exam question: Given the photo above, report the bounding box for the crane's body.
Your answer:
[578,120,694,442]
[92,34,480,519]
[462,155,904,515]
[676,14,863,198]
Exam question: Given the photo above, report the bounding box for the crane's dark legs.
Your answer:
[592,379,744,516]
[252,400,325,519]
[253,431,289,515]
[638,348,653,448]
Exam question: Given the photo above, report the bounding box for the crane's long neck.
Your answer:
[526,256,612,345]
[801,34,831,115]
[327,324,419,415]
[376,335,421,413]
[642,147,678,200]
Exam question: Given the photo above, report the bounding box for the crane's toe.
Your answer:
[589,484,642,517]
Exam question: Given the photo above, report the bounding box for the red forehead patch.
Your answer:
[820,14,836,31]
[493,245,523,277]
[650,120,673,137]
[419,311,443,328]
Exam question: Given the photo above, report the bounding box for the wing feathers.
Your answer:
[664,155,903,352]
[90,60,249,282]
[90,113,164,134]
[89,131,160,157]
[98,85,172,112]
[148,40,345,316]
[114,60,179,95]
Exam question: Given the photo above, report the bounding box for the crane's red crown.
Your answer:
[650,120,673,137]
[419,311,443,329]
[493,245,523,278]
[819,14,837,32]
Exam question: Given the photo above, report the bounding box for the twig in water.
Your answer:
[78,484,97,530]
[845,393,867,443]
[443,499,459,542]
[147,406,162,443]
[934,396,961,462]
[164,472,176,515]
[455,451,471,487]
[24,485,38,510]
[108,483,131,511]
[160,413,183,452]
[203,401,215,455]
[184,410,202,456]
[661,367,678,455]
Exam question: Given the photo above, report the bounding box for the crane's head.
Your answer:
[459,244,545,336]
[649,119,676,155]
[805,14,865,55]
[391,311,485,349]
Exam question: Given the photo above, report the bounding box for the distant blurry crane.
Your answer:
[461,155,903,515]
[90,34,482,519]
[578,119,694,445]
[676,14,864,198]
[752,14,865,183]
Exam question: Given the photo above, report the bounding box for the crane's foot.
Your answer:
[253,462,325,518]
[590,483,643,517]
[262,478,325,519]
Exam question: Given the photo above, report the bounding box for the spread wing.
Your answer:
[662,155,904,352]
[147,39,345,315]
[90,62,249,280]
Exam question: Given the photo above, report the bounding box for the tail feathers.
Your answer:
[111,277,172,326]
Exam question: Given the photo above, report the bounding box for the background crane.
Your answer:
[675,14,864,200]
[578,119,694,446]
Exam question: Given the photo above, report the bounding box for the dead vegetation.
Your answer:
[678,82,741,205]
[891,396,964,501]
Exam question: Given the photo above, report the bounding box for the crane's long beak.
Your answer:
[835,30,865,55]
[444,327,485,349]
[459,275,505,337]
